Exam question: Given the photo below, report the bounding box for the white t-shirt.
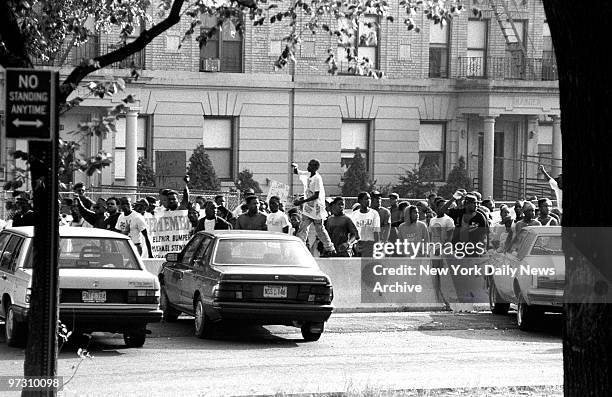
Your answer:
[266,211,290,233]
[116,211,147,245]
[351,209,380,242]
[298,170,327,220]
[203,219,216,231]
[549,178,562,213]
[429,215,455,244]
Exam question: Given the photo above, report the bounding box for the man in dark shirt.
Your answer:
[12,193,36,227]
[214,195,235,225]
[104,197,121,231]
[441,191,488,248]
[76,197,107,228]
[325,197,359,257]
[195,201,232,232]
[235,196,267,231]
[371,191,391,242]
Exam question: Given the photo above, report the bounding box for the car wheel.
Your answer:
[194,298,214,339]
[160,288,180,322]
[517,295,538,331]
[5,305,26,347]
[488,281,510,315]
[301,322,323,342]
[123,327,147,348]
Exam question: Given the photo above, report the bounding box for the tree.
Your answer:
[137,156,156,187]
[392,166,437,199]
[437,156,472,199]
[235,169,262,196]
[342,147,371,196]
[541,2,612,396]
[186,144,221,190]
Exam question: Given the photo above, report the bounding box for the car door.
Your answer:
[171,235,205,311]
[179,236,214,309]
[0,235,25,310]
[0,232,13,317]
[163,234,204,306]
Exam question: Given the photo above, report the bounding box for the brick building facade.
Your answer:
[1,0,561,200]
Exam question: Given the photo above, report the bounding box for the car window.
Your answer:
[213,239,318,268]
[57,237,140,269]
[194,237,214,267]
[181,235,204,266]
[0,233,11,257]
[0,235,23,272]
[530,235,563,256]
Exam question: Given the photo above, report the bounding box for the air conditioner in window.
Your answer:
[201,58,220,72]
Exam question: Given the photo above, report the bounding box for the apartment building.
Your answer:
[1,0,561,200]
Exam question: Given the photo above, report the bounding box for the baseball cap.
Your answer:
[145,196,157,205]
[370,190,382,197]
[470,191,482,201]
[522,201,535,211]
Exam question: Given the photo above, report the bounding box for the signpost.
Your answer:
[3,68,60,393]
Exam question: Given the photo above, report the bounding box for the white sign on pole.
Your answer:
[266,180,290,207]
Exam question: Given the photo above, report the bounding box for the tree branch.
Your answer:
[59,0,186,103]
[0,0,33,68]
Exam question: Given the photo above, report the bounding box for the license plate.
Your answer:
[82,290,106,303]
[263,285,287,298]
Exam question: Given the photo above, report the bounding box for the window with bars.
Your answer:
[200,16,243,73]
[340,121,370,179]
[419,123,446,181]
[203,118,235,180]
[429,21,450,78]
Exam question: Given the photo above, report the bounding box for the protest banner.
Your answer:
[266,179,290,206]
[144,210,192,258]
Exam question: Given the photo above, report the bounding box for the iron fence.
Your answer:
[457,56,558,81]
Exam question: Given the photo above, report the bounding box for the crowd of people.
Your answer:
[0,159,562,260]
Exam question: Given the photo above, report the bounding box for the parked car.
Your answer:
[0,227,162,347]
[486,226,564,330]
[159,230,334,341]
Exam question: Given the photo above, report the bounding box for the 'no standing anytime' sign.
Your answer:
[4,68,57,141]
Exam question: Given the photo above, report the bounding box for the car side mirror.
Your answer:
[165,252,180,262]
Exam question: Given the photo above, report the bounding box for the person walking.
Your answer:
[195,201,232,232]
[115,197,153,257]
[350,192,380,257]
[325,197,360,257]
[235,196,267,231]
[292,159,336,256]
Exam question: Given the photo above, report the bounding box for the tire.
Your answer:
[160,288,180,322]
[194,298,214,339]
[5,305,26,347]
[517,295,538,331]
[488,281,510,315]
[301,323,323,342]
[123,327,147,348]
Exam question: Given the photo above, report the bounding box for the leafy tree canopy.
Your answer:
[187,144,221,190]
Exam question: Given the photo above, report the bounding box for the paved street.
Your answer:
[0,311,563,396]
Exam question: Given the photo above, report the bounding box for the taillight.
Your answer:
[25,288,32,304]
[127,289,159,304]
[213,283,243,300]
[309,285,333,304]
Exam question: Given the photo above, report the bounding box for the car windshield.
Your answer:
[213,239,317,268]
[52,237,141,269]
[530,235,563,256]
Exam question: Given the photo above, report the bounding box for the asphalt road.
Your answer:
[0,311,563,396]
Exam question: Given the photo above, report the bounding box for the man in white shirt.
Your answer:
[115,197,152,257]
[539,165,562,213]
[292,159,336,255]
[266,196,290,233]
[350,192,380,257]
[429,198,455,247]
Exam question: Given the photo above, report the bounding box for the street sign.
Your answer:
[4,68,56,140]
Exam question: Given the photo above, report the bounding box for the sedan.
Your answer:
[0,227,162,347]
[486,226,564,330]
[159,231,334,341]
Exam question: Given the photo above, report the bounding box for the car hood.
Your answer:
[212,264,330,282]
[21,269,158,289]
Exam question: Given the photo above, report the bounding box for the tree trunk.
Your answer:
[542,2,612,396]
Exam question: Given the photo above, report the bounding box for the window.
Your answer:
[181,235,204,268]
[114,116,148,181]
[341,121,369,179]
[203,118,234,180]
[0,236,23,272]
[429,20,450,78]
[337,15,379,73]
[537,124,553,181]
[505,20,526,79]
[200,15,243,72]
[542,22,557,80]
[419,123,445,181]
[466,20,487,77]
